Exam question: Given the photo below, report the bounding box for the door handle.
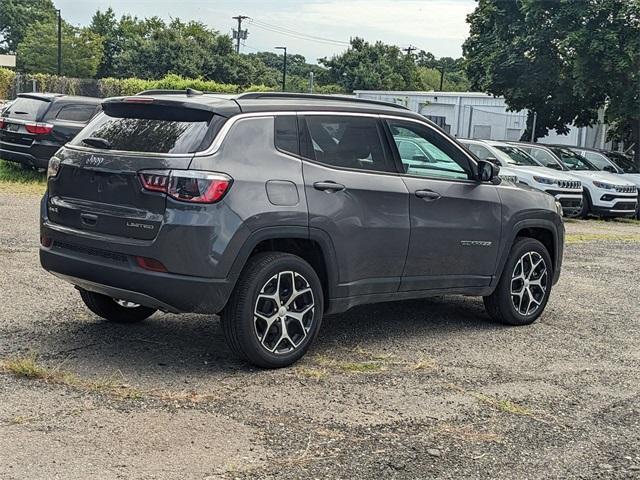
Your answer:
[80,213,98,226]
[314,181,345,192]
[415,189,441,201]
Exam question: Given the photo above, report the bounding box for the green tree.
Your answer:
[88,8,119,78]
[464,0,640,165]
[0,0,56,54]
[17,20,103,78]
[319,37,420,92]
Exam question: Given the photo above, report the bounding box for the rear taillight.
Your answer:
[25,122,53,135]
[138,170,232,204]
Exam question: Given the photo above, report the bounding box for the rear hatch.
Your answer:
[47,98,226,240]
[0,95,53,146]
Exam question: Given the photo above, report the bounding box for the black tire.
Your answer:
[79,289,156,323]
[578,190,592,219]
[222,252,324,369]
[483,238,553,326]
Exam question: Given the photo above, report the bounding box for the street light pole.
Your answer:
[57,9,62,75]
[275,46,287,92]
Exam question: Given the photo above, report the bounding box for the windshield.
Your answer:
[607,152,639,174]
[550,147,597,171]
[494,145,540,166]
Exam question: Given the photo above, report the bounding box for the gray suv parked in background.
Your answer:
[40,92,564,368]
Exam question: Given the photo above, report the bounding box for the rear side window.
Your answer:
[300,115,395,173]
[4,97,49,121]
[56,104,97,123]
[274,115,299,155]
[71,103,222,154]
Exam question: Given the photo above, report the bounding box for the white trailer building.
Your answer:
[354,90,609,149]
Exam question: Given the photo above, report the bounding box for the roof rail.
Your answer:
[237,92,410,110]
[136,88,204,96]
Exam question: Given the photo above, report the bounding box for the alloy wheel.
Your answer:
[254,271,315,354]
[510,251,548,316]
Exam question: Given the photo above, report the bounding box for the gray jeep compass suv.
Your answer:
[40,91,564,368]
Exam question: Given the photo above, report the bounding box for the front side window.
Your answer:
[387,120,469,180]
[494,145,540,167]
[583,151,617,171]
[523,147,564,171]
[466,143,493,161]
[300,115,394,173]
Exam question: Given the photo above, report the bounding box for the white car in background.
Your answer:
[396,135,521,183]
[569,147,640,219]
[459,139,583,216]
[514,143,638,219]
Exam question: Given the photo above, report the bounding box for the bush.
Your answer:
[0,68,16,99]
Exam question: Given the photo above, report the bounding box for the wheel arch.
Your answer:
[226,226,340,309]
[492,217,563,290]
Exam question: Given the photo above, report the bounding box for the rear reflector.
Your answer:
[0,119,5,129]
[135,256,167,273]
[138,170,232,204]
[25,122,53,135]
[40,235,52,247]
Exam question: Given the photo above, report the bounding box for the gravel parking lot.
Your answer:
[1,190,639,479]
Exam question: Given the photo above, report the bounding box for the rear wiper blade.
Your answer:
[82,137,112,149]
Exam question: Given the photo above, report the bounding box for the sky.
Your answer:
[53,0,477,63]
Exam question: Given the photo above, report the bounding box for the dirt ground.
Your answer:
[1,191,639,479]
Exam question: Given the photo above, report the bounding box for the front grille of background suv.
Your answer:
[557,180,581,189]
[614,185,637,194]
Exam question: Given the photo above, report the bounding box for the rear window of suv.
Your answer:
[70,103,223,154]
[3,97,50,121]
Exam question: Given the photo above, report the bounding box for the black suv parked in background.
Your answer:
[40,91,565,368]
[1,93,101,169]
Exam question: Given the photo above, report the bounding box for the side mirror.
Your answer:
[477,159,500,182]
[486,157,501,166]
[603,165,616,173]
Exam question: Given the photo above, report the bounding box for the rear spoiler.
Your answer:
[101,96,239,117]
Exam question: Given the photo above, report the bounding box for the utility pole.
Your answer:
[57,9,62,75]
[439,65,445,91]
[530,111,538,142]
[275,46,287,92]
[232,15,249,53]
[402,45,417,56]
[308,72,314,94]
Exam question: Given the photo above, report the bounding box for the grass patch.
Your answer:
[565,232,640,244]
[338,361,385,373]
[0,355,220,403]
[473,393,532,416]
[0,160,46,194]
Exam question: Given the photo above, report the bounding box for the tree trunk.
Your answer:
[632,118,640,170]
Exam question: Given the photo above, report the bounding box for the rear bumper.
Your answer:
[0,140,58,169]
[40,244,234,314]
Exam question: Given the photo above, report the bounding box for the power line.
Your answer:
[249,18,350,45]
[248,18,350,46]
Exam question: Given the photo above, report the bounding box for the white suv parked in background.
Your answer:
[459,139,583,216]
[514,143,638,219]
